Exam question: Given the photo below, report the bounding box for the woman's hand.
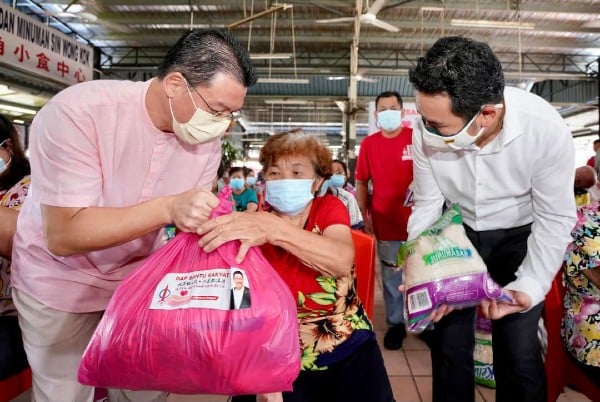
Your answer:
[197,211,276,263]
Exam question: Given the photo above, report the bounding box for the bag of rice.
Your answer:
[398,204,513,332]
[474,315,496,388]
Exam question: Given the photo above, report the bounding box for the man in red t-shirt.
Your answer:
[355,91,413,350]
[586,139,600,168]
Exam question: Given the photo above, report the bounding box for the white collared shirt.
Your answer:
[408,86,577,307]
[233,287,244,309]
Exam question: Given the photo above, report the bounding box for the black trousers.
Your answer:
[231,338,395,402]
[0,315,29,380]
[430,223,547,402]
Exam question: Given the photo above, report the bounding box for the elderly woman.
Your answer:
[198,132,394,402]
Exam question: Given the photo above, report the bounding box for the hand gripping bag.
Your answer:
[78,188,301,395]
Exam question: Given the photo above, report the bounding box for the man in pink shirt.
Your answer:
[355,91,413,350]
[11,28,256,402]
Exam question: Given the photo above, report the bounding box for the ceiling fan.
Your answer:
[316,0,399,33]
[38,0,130,32]
[327,69,379,83]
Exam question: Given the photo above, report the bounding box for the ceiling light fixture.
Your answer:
[0,104,38,115]
[250,53,293,60]
[450,19,535,30]
[263,99,311,105]
[0,85,16,96]
[257,78,310,84]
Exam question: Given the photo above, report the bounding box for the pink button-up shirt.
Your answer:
[11,79,221,312]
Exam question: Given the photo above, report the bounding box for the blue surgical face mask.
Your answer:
[229,178,245,191]
[0,140,10,175]
[0,158,9,175]
[245,177,257,186]
[265,179,315,216]
[329,174,345,188]
[377,110,402,132]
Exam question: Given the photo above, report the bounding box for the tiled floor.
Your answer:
[11,261,592,402]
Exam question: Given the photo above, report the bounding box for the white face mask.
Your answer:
[169,86,231,145]
[421,104,503,151]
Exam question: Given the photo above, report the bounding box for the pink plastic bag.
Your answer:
[78,188,300,395]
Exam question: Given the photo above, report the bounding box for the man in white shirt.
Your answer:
[230,270,251,310]
[407,36,576,402]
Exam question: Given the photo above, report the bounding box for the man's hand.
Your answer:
[168,189,219,233]
[257,393,283,402]
[480,290,531,320]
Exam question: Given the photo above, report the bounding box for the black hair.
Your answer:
[594,139,600,145]
[158,28,257,87]
[229,166,245,176]
[375,91,403,109]
[332,159,348,175]
[0,114,30,191]
[408,36,504,121]
[232,270,244,278]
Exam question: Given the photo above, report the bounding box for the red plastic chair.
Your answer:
[0,367,31,402]
[543,271,600,402]
[351,230,376,319]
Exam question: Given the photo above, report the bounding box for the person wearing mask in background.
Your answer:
[0,114,30,384]
[11,28,256,402]
[407,36,576,402]
[244,167,258,188]
[199,131,394,402]
[329,162,363,230]
[586,139,600,168]
[331,159,356,195]
[355,91,413,350]
[229,166,258,212]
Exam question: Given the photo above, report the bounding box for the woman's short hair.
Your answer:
[259,131,332,179]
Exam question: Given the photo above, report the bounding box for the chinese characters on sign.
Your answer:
[0,4,93,85]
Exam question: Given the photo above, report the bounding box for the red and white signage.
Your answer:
[0,4,93,85]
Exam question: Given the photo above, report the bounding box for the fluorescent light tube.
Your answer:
[0,104,37,115]
[450,19,535,30]
[263,99,311,105]
[250,53,293,60]
[257,78,310,84]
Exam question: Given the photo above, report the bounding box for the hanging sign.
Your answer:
[0,3,93,85]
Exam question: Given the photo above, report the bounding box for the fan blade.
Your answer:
[365,17,399,32]
[316,17,354,24]
[367,0,387,16]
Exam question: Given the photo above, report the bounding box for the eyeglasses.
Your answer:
[421,111,480,137]
[421,103,504,137]
[182,75,241,121]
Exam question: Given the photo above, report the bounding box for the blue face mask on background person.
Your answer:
[377,110,402,132]
[329,174,345,188]
[0,139,10,175]
[229,178,245,191]
[266,179,315,216]
[245,177,257,186]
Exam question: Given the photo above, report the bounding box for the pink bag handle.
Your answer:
[210,185,235,219]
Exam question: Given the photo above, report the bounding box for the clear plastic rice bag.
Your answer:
[398,204,513,332]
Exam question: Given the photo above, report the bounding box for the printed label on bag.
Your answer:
[150,267,251,311]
